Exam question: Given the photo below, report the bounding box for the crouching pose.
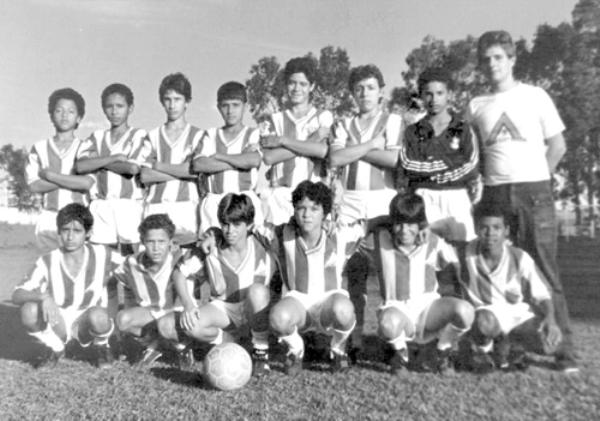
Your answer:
[160,193,274,375]
[113,214,185,367]
[259,181,365,375]
[460,203,562,372]
[349,193,474,374]
[12,203,120,368]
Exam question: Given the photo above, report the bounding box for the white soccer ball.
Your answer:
[203,343,252,391]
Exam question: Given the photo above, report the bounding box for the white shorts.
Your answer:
[414,188,475,242]
[89,198,143,245]
[378,292,440,344]
[476,302,536,335]
[261,186,293,225]
[209,299,247,328]
[58,307,89,344]
[199,190,264,232]
[143,201,198,245]
[337,189,397,225]
[285,289,349,334]
[35,209,60,253]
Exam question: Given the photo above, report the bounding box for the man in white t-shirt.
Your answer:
[467,30,576,373]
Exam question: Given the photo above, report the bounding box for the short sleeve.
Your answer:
[77,133,100,160]
[318,110,334,130]
[521,253,552,304]
[338,223,366,257]
[25,145,42,185]
[177,253,205,279]
[537,88,565,139]
[384,114,403,150]
[329,120,350,149]
[15,258,49,293]
[433,238,459,271]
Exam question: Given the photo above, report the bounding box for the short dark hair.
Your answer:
[138,214,176,239]
[217,193,255,225]
[159,73,192,102]
[48,88,86,120]
[388,193,427,226]
[477,30,516,64]
[56,203,94,232]
[101,83,134,107]
[283,57,318,85]
[473,202,511,226]
[292,181,333,216]
[417,67,454,94]
[348,64,385,92]
[217,81,247,103]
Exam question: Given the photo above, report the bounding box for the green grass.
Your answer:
[1,231,599,420]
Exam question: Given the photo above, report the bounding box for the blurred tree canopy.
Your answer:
[0,144,38,211]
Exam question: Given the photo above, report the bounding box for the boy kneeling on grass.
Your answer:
[13,203,120,368]
[458,203,562,373]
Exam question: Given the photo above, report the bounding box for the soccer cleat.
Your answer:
[469,351,495,374]
[348,346,361,365]
[507,345,529,372]
[388,348,409,375]
[135,347,163,368]
[429,348,452,374]
[330,351,350,373]
[251,348,271,377]
[492,336,511,371]
[94,345,114,369]
[555,351,579,374]
[177,347,195,371]
[33,347,64,369]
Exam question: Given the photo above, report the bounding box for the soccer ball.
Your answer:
[203,343,252,391]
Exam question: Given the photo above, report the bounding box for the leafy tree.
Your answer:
[0,144,38,211]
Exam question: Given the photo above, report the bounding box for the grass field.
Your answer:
[0,223,599,420]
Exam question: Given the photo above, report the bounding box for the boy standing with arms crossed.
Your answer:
[467,30,576,372]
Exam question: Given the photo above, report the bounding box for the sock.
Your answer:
[278,327,304,358]
[29,326,65,353]
[350,325,364,349]
[477,339,494,354]
[173,341,191,352]
[329,321,355,355]
[437,323,469,351]
[209,329,223,345]
[251,329,269,351]
[388,331,407,352]
[91,319,115,347]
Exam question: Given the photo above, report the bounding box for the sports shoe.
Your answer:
[428,348,452,374]
[284,352,303,376]
[135,347,162,368]
[492,336,511,371]
[507,344,529,371]
[555,351,579,374]
[388,348,409,375]
[469,351,495,374]
[330,351,350,373]
[94,345,114,369]
[251,348,271,377]
[177,347,195,370]
[33,346,64,369]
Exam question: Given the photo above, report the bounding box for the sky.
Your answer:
[0,0,577,149]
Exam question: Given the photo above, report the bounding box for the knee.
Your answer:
[20,302,41,331]
[474,310,500,339]
[157,314,176,339]
[453,301,475,329]
[269,302,297,335]
[116,310,132,332]
[246,283,270,311]
[378,308,406,340]
[329,295,355,328]
[87,307,112,334]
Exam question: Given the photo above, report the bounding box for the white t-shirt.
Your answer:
[467,83,565,185]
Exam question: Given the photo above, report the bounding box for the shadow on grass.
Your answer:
[151,366,210,389]
[0,301,46,362]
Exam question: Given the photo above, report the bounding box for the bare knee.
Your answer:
[378,308,406,340]
[116,310,133,332]
[87,306,112,334]
[157,314,178,341]
[20,302,42,331]
[246,283,270,312]
[452,300,475,329]
[328,295,355,330]
[474,309,501,339]
[269,301,298,336]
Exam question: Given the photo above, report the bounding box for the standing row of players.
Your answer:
[21,30,576,372]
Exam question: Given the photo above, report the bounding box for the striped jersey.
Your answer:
[195,126,260,194]
[362,229,457,302]
[177,235,274,303]
[330,111,402,191]
[256,222,364,296]
[457,240,552,307]
[262,107,333,188]
[15,244,121,310]
[137,124,203,203]
[113,250,180,310]
[77,128,147,200]
[26,138,93,211]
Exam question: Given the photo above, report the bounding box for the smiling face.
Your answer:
[141,228,172,266]
[391,222,420,249]
[352,77,383,114]
[103,93,133,128]
[52,98,81,132]
[58,220,88,252]
[293,197,325,236]
[477,215,509,254]
[421,81,451,116]
[218,98,245,127]
[479,45,515,86]
[161,89,188,122]
[286,72,314,106]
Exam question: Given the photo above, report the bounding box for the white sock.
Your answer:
[329,321,355,355]
[477,340,494,354]
[278,327,304,358]
[437,323,468,351]
[251,329,269,351]
[209,329,223,345]
[388,331,407,351]
[29,326,65,353]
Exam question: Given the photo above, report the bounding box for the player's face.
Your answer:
[293,197,325,235]
[479,45,515,85]
[353,77,383,113]
[421,81,451,116]
[58,220,88,252]
[287,72,314,106]
[52,99,81,132]
[161,90,188,122]
[391,222,420,248]
[103,93,133,128]
[141,228,172,265]
[220,221,250,247]
[218,99,245,127]
[477,216,509,253]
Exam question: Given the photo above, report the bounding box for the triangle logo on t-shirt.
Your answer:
[486,112,524,145]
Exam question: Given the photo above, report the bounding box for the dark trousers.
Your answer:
[481,180,574,354]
